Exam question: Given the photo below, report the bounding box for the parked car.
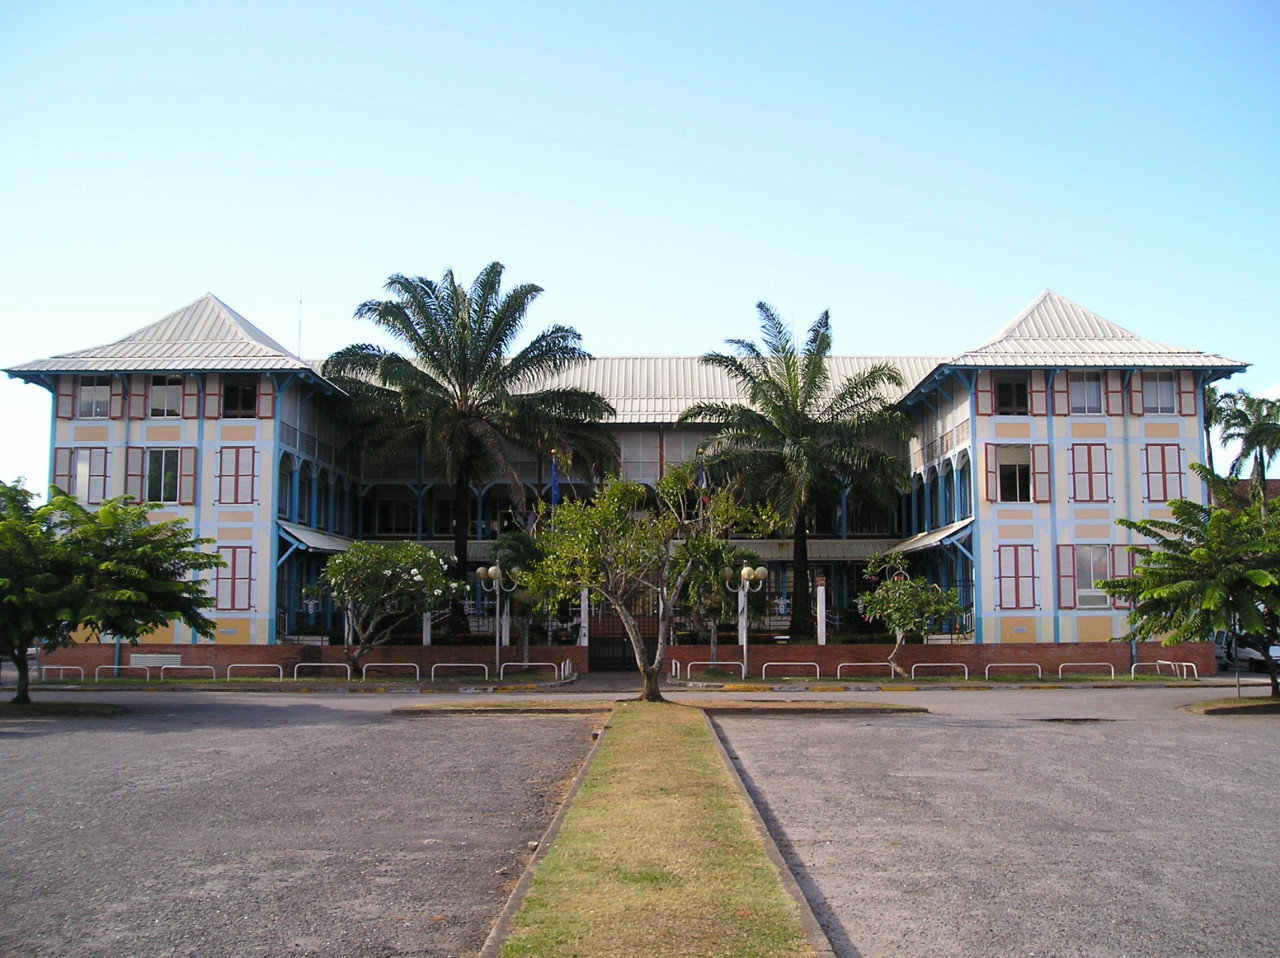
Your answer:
[1214,630,1278,672]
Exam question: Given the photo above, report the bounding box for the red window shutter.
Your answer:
[178,447,197,505]
[1097,445,1110,501]
[1110,545,1134,609]
[1031,444,1051,502]
[1177,371,1197,417]
[182,377,200,419]
[203,373,222,420]
[127,375,147,419]
[124,447,145,501]
[1165,445,1182,500]
[1104,370,1124,416]
[975,371,993,416]
[1057,544,1077,610]
[256,377,274,419]
[1129,373,1144,416]
[984,444,999,501]
[56,377,75,419]
[1029,371,1048,416]
[52,447,73,491]
[1051,373,1070,416]
[109,378,125,419]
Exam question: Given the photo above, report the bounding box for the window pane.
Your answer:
[1076,544,1109,607]
[150,375,182,417]
[1069,373,1102,414]
[78,376,110,418]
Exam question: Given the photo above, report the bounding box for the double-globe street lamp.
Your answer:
[476,564,517,672]
[724,563,767,675]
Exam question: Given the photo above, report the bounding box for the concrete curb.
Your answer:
[476,705,615,958]
[704,711,838,958]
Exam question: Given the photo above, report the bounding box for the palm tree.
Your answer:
[1202,384,1225,476]
[1100,486,1280,697]
[1218,390,1280,518]
[323,263,617,631]
[680,304,911,639]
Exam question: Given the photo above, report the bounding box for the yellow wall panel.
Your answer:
[994,422,1031,438]
[1070,422,1107,438]
[1075,616,1117,642]
[1000,617,1037,642]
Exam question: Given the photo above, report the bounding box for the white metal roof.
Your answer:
[551,355,947,423]
[6,293,318,376]
[946,289,1247,370]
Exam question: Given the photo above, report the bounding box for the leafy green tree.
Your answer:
[323,263,617,631]
[1217,390,1280,518]
[1100,490,1280,697]
[681,304,910,639]
[859,553,965,678]
[527,469,772,701]
[1,483,223,704]
[57,494,225,645]
[312,541,462,672]
[0,482,79,703]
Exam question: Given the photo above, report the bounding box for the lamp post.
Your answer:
[476,564,517,673]
[724,563,767,676]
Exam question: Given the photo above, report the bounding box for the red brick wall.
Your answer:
[664,641,1216,680]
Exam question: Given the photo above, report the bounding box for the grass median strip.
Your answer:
[500,701,816,958]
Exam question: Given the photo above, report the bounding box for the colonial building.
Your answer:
[5,289,1246,647]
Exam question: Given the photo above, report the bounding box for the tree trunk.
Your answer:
[448,475,471,634]
[9,649,32,704]
[788,512,813,639]
[886,629,909,679]
[615,600,664,702]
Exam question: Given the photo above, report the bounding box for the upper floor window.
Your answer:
[149,375,183,418]
[1142,372,1177,415]
[996,445,1031,502]
[77,376,111,418]
[1068,372,1103,415]
[993,373,1029,415]
[223,375,258,418]
[146,449,180,502]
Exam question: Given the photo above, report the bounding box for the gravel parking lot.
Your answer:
[713,689,1280,958]
[0,693,601,958]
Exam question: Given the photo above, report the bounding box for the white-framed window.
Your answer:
[1068,372,1103,415]
[1142,372,1177,414]
[146,449,179,503]
[77,376,111,418]
[1074,544,1110,608]
[149,375,183,418]
[1057,544,1111,609]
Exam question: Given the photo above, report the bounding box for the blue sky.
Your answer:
[2,1,1276,487]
